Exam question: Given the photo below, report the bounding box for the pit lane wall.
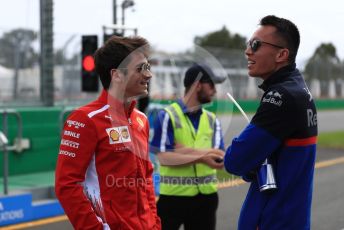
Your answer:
[0,193,64,226]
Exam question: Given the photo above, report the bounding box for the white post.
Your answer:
[328,79,336,98]
[310,79,321,98]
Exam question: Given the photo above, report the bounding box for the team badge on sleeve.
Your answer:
[262,90,283,106]
[136,117,144,128]
[106,126,132,144]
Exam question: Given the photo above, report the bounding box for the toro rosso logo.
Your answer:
[262,90,283,106]
[106,126,132,144]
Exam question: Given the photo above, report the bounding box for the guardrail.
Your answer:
[59,107,75,133]
[0,130,9,195]
[1,109,30,195]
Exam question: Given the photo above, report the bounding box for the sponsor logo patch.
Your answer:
[59,150,76,158]
[61,139,80,149]
[307,109,317,127]
[63,130,80,139]
[109,129,120,142]
[66,120,85,129]
[106,126,132,144]
[262,90,283,106]
[136,117,144,128]
[105,115,113,121]
[121,128,130,140]
[304,87,313,102]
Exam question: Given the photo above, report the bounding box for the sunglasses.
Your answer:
[115,62,152,77]
[136,62,151,76]
[247,39,285,52]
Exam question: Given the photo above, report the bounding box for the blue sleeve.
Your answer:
[224,123,281,176]
[212,118,225,150]
[149,109,174,154]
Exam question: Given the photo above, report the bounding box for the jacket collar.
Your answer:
[98,89,137,117]
[177,99,203,116]
[259,63,297,91]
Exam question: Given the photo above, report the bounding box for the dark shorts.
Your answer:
[157,193,219,230]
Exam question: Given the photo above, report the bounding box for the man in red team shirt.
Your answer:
[55,36,161,230]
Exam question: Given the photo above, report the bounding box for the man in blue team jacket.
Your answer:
[224,15,318,230]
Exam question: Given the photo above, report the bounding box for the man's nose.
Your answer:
[142,71,152,79]
[245,45,253,56]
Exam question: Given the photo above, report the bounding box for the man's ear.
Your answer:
[184,81,200,98]
[196,81,202,92]
[189,81,201,94]
[111,69,123,83]
[276,49,290,63]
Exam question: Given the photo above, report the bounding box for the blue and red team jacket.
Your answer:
[224,64,318,230]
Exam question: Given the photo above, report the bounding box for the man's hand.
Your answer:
[198,149,225,169]
[206,148,225,158]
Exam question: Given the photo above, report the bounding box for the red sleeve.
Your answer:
[144,118,161,229]
[55,110,103,230]
[145,160,161,229]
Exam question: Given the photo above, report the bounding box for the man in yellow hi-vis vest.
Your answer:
[150,64,225,230]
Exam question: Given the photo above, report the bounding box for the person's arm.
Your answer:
[145,159,161,229]
[150,110,223,169]
[224,87,296,176]
[157,146,224,169]
[224,123,281,175]
[55,110,104,230]
[144,117,161,229]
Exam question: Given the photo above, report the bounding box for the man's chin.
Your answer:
[126,91,148,101]
[249,69,266,78]
[200,99,212,104]
[140,90,148,97]
[248,71,259,78]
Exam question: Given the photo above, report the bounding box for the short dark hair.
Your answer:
[94,36,150,90]
[260,15,300,64]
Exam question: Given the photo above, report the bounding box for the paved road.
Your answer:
[218,110,344,143]
[19,148,344,230]
[217,148,344,230]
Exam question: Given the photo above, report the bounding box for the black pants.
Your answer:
[157,193,219,230]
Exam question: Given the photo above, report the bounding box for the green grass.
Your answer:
[318,131,344,149]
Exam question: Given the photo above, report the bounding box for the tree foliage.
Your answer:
[54,49,80,66]
[0,28,38,69]
[304,43,343,80]
[54,49,65,65]
[193,26,247,68]
[194,26,246,50]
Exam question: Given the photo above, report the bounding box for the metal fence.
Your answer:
[1,32,344,107]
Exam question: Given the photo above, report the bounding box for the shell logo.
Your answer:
[109,129,120,141]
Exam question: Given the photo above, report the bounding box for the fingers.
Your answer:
[201,153,224,169]
[208,160,224,169]
[207,149,225,157]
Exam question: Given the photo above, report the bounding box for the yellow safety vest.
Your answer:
[159,102,218,196]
